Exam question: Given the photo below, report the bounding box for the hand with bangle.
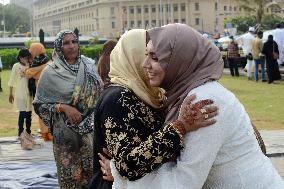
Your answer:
[172,94,218,137]
[56,103,82,125]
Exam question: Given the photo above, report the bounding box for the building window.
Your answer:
[239,7,242,11]
[181,3,186,11]
[195,18,199,25]
[145,20,149,28]
[151,20,156,26]
[165,4,169,12]
[224,6,227,11]
[173,4,178,11]
[229,6,232,11]
[174,19,178,23]
[234,6,237,11]
[195,3,199,11]
[131,21,135,27]
[130,7,134,14]
[111,7,115,15]
[122,7,127,14]
[138,20,142,27]
[215,3,217,11]
[152,5,156,13]
[181,18,186,24]
[137,7,141,14]
[112,22,115,29]
[144,6,148,13]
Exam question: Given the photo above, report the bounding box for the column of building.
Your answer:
[126,6,130,29]
[178,3,181,23]
[148,4,151,28]
[185,1,189,25]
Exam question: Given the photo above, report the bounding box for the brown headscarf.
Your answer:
[148,23,224,122]
[97,40,117,85]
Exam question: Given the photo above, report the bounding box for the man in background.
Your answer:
[252,31,266,82]
[236,27,255,80]
[227,36,240,77]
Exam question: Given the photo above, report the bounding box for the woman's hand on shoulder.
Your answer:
[60,104,82,125]
[178,94,218,133]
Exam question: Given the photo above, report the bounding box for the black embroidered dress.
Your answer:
[90,85,183,188]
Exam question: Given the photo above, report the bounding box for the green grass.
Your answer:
[220,74,284,130]
[0,70,283,137]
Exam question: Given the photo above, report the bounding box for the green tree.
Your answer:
[262,14,284,30]
[225,16,256,34]
[0,4,30,35]
[237,0,281,29]
[225,14,283,34]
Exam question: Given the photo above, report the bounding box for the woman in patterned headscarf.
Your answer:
[33,30,103,189]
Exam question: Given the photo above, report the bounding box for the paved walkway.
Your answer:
[260,130,284,177]
[0,130,283,189]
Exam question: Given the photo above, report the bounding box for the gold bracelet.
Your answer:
[173,120,186,136]
[169,121,186,141]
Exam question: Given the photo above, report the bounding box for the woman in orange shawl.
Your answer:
[24,42,51,141]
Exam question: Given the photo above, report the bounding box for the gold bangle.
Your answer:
[173,120,186,136]
[169,121,185,141]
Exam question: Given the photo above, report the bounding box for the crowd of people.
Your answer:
[223,26,282,84]
[3,24,284,189]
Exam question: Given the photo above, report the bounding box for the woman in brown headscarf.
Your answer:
[97,40,117,86]
[112,23,283,189]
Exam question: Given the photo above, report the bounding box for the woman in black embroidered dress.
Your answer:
[89,29,217,189]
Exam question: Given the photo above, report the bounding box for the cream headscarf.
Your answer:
[109,29,163,108]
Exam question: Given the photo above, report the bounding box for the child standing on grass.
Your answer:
[8,48,33,137]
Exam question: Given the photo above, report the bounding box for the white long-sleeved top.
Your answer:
[112,81,284,189]
[8,62,33,111]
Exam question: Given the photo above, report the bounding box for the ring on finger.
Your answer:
[204,114,209,119]
[200,108,207,114]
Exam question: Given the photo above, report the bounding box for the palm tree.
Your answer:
[238,0,280,30]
